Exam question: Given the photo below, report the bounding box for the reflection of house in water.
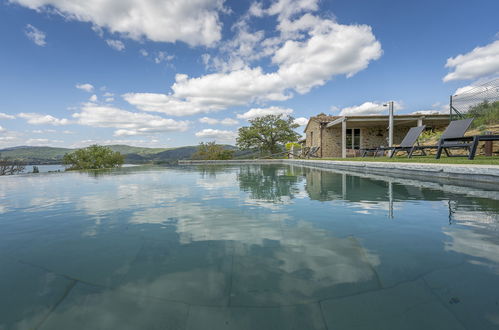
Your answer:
[302,166,499,221]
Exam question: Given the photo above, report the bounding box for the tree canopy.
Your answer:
[191,141,234,160]
[63,145,124,170]
[236,115,301,155]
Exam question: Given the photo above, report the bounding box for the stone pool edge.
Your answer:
[178,159,499,186]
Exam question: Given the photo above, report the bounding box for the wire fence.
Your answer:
[450,78,499,120]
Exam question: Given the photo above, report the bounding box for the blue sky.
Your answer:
[0,0,498,148]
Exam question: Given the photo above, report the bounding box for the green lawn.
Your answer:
[316,155,499,165]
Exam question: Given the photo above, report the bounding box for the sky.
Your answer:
[0,0,498,149]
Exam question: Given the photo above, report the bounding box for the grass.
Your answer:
[317,155,499,165]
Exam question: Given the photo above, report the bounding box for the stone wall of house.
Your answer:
[305,119,321,148]
[305,117,449,158]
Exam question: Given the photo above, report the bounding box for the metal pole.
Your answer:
[342,118,347,158]
[450,95,453,121]
[388,101,394,147]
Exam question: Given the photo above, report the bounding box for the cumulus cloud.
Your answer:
[294,117,308,126]
[75,83,94,92]
[123,10,382,116]
[106,39,125,51]
[24,24,46,46]
[0,126,4,132]
[89,94,98,102]
[237,106,294,120]
[11,0,226,46]
[199,117,239,125]
[195,128,237,142]
[18,113,70,125]
[338,101,404,116]
[72,103,189,136]
[444,40,499,82]
[139,49,148,57]
[0,113,15,119]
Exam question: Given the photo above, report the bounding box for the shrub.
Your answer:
[63,145,124,170]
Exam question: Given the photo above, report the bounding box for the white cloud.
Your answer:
[198,117,239,125]
[237,106,294,120]
[12,0,226,46]
[18,113,70,125]
[106,39,125,51]
[444,40,499,82]
[89,94,98,102]
[294,117,308,126]
[338,101,404,116]
[139,49,149,57]
[32,129,56,133]
[124,18,381,116]
[25,138,62,145]
[75,83,94,92]
[0,126,4,132]
[195,128,237,142]
[0,113,15,119]
[154,51,174,64]
[72,103,189,136]
[24,24,46,46]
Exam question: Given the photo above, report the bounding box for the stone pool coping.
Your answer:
[178,159,499,187]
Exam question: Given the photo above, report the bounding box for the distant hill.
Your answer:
[0,144,257,164]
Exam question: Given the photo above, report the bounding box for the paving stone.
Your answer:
[186,303,326,330]
[39,282,189,330]
[321,279,465,330]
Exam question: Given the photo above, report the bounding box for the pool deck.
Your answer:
[179,159,499,187]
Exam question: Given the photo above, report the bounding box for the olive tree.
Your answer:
[236,115,300,155]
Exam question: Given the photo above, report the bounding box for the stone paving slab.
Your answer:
[320,279,465,330]
[39,282,189,330]
[186,303,326,330]
[0,258,74,330]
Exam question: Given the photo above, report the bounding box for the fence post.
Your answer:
[449,95,453,121]
[484,131,493,157]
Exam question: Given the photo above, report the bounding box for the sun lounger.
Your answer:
[408,118,474,158]
[361,125,426,158]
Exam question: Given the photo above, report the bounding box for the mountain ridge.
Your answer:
[0,144,250,164]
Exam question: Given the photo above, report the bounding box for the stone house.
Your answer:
[303,113,450,158]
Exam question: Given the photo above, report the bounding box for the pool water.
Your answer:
[1,164,498,329]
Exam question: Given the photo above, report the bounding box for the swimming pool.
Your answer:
[1,164,498,329]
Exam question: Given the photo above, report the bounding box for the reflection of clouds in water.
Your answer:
[157,202,380,289]
[344,201,402,215]
[171,203,286,245]
[196,172,237,190]
[444,228,499,267]
[278,221,380,285]
[78,184,190,216]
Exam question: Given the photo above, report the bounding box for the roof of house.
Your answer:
[304,113,450,131]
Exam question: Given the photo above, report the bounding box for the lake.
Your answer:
[1,164,498,329]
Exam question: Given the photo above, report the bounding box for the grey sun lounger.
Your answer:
[409,118,474,158]
[361,125,426,158]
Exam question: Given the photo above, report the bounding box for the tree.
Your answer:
[236,115,301,155]
[0,153,25,175]
[191,141,234,160]
[63,145,124,170]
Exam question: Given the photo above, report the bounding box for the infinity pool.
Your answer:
[1,164,498,329]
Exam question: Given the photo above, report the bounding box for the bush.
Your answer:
[63,145,124,170]
[191,141,234,160]
[285,142,301,151]
[0,153,25,175]
[465,101,499,128]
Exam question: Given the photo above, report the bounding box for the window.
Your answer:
[310,131,314,146]
[346,128,360,149]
